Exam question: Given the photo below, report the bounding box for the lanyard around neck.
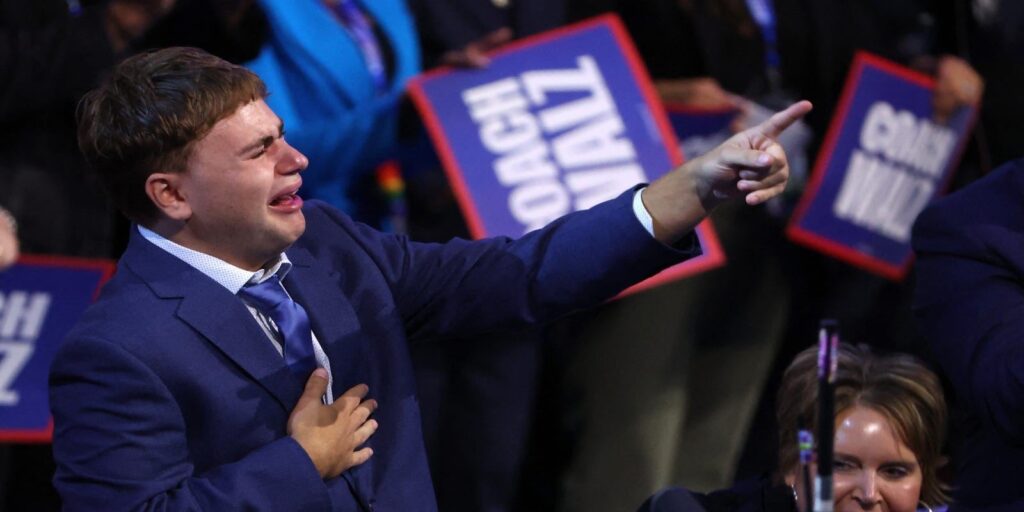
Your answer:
[326,0,388,94]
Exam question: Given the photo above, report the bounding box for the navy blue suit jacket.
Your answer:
[913,159,1024,511]
[50,192,697,511]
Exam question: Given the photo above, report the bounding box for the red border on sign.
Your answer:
[0,254,115,443]
[786,51,977,281]
[407,14,725,294]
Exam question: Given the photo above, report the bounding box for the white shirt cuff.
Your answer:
[632,187,655,237]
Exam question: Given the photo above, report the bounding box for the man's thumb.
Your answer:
[297,368,329,405]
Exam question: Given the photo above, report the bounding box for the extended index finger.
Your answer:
[756,100,812,139]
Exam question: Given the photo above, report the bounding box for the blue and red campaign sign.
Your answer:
[408,15,724,296]
[0,255,113,442]
[787,52,977,280]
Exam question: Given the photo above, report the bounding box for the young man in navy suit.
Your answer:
[50,47,809,511]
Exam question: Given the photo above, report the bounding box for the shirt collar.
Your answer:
[137,225,292,294]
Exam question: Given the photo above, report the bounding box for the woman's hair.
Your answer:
[775,343,949,507]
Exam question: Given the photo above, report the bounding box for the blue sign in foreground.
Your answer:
[408,15,724,295]
[0,256,113,441]
[787,52,976,280]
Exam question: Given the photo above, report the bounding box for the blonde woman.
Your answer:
[640,343,948,512]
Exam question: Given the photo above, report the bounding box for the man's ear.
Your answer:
[145,172,192,221]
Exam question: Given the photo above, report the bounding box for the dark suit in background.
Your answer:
[913,159,1024,511]
[409,0,563,69]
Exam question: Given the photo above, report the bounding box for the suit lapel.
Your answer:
[284,245,377,501]
[283,245,368,396]
[123,229,305,412]
[175,291,306,411]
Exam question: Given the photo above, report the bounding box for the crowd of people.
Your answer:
[1,0,1022,511]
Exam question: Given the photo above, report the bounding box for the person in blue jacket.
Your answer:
[245,0,420,219]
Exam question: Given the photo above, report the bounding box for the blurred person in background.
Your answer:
[0,206,17,270]
[402,2,567,511]
[931,0,1023,183]
[639,342,949,512]
[0,0,267,258]
[244,0,420,224]
[913,157,1024,511]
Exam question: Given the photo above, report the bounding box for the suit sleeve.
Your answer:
[913,200,1024,445]
[50,336,332,512]
[316,188,701,341]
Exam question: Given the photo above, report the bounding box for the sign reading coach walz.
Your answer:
[0,256,113,441]
[408,15,724,296]
[787,52,977,280]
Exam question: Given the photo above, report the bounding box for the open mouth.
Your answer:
[269,184,303,210]
[269,192,298,207]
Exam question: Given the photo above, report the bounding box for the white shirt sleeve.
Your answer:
[632,187,655,237]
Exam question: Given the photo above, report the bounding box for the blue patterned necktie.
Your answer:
[238,274,317,376]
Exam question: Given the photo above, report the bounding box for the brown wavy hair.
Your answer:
[77,47,266,225]
[776,343,949,507]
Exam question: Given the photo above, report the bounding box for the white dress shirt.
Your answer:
[138,225,336,403]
